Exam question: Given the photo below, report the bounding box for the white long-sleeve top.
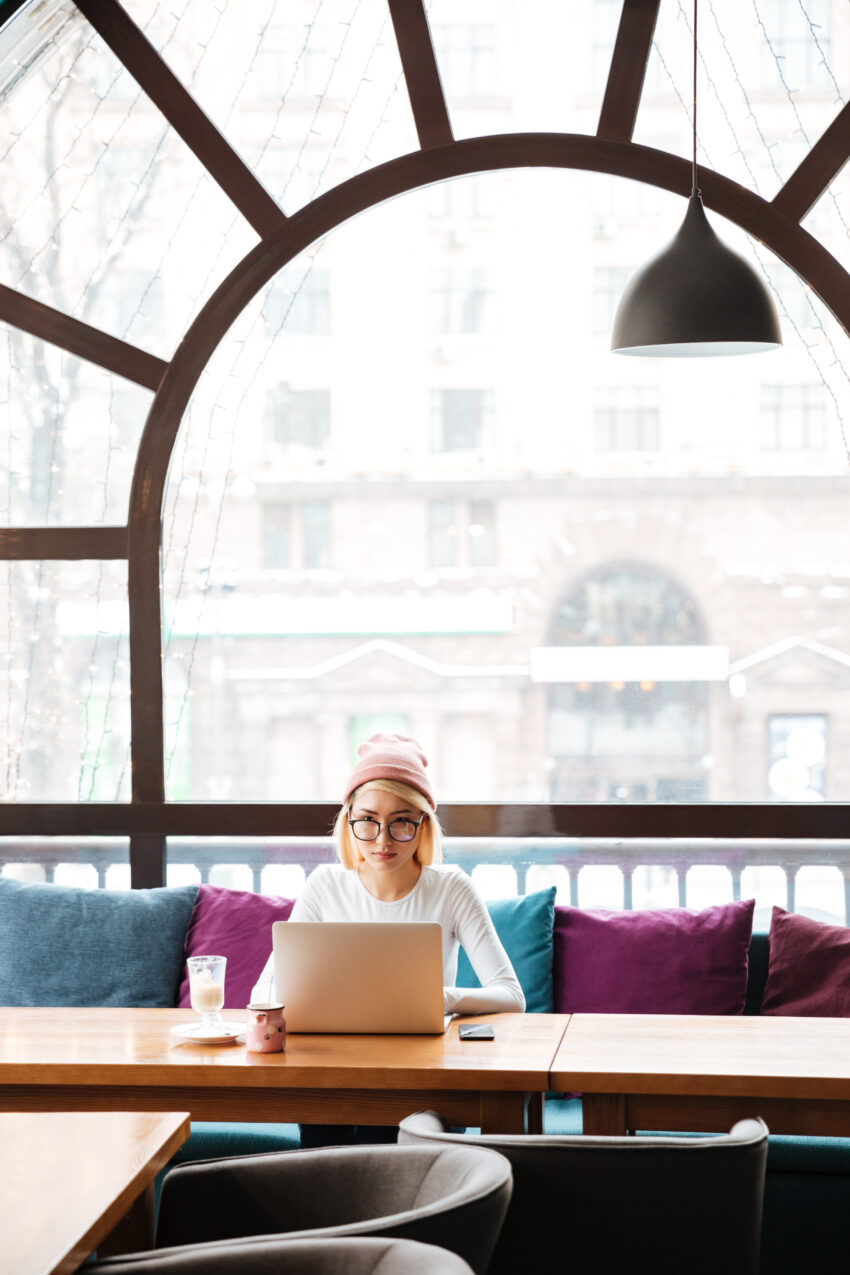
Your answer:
[250,863,525,1016]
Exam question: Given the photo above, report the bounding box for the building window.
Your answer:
[434,25,497,97]
[430,269,491,334]
[263,501,330,569]
[428,499,457,567]
[761,384,825,450]
[759,0,831,91]
[592,267,634,338]
[547,566,708,801]
[431,389,494,453]
[427,499,496,568]
[263,504,290,568]
[551,565,703,648]
[265,386,330,452]
[468,500,496,567]
[593,386,660,451]
[265,269,330,336]
[302,501,330,569]
[768,714,827,800]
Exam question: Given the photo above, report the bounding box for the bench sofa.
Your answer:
[1,873,847,1274]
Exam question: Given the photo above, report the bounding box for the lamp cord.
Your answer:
[692,0,699,196]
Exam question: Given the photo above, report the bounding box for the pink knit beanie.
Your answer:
[343,733,436,809]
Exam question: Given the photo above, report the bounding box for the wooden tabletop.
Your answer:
[1,1110,189,1275]
[0,1007,567,1090]
[552,1013,850,1098]
[552,1013,850,1137]
[0,1008,569,1134]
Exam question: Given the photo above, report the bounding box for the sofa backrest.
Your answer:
[744,931,770,1016]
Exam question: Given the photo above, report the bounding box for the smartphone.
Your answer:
[458,1022,495,1041]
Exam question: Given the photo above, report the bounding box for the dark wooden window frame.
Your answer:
[1,0,850,884]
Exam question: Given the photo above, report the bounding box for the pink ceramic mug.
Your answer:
[246,1003,286,1053]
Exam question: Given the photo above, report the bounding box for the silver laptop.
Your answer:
[272,921,450,1034]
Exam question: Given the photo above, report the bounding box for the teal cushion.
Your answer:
[456,887,556,1013]
[169,1121,302,1166]
[0,877,198,1007]
[543,1095,584,1135]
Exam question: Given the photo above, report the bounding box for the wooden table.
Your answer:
[0,1008,569,1135]
[2,1109,189,1275]
[552,1013,850,1136]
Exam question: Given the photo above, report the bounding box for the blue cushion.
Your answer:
[456,886,556,1013]
[0,877,198,1007]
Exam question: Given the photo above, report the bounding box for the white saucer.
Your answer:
[170,1021,245,1045]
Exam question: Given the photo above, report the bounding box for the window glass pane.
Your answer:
[158,169,850,809]
[634,0,843,200]
[758,0,832,91]
[0,561,130,800]
[433,23,497,98]
[428,499,458,568]
[593,267,634,339]
[265,387,331,453]
[768,714,827,800]
[122,0,419,187]
[468,500,496,569]
[593,386,660,451]
[265,269,330,337]
[302,502,330,569]
[760,384,826,450]
[0,330,150,526]
[0,10,254,357]
[263,504,290,568]
[431,388,493,452]
[430,269,491,335]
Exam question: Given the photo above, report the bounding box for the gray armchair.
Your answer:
[399,1110,769,1275]
[89,1236,475,1273]
[92,1143,511,1275]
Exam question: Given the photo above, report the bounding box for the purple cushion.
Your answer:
[178,885,294,1010]
[554,899,755,1015]
[761,906,850,1017]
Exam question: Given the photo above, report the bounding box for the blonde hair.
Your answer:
[334,778,443,870]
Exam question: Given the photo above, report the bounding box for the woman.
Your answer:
[250,733,524,1145]
[251,732,525,1016]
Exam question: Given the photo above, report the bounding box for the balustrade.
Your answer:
[2,835,849,922]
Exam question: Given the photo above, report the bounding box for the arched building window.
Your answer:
[546,565,709,803]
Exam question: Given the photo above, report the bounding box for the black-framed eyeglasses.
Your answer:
[348,816,425,843]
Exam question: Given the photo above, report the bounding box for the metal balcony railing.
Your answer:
[3,835,848,923]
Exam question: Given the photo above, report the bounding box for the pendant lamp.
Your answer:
[611,0,781,357]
